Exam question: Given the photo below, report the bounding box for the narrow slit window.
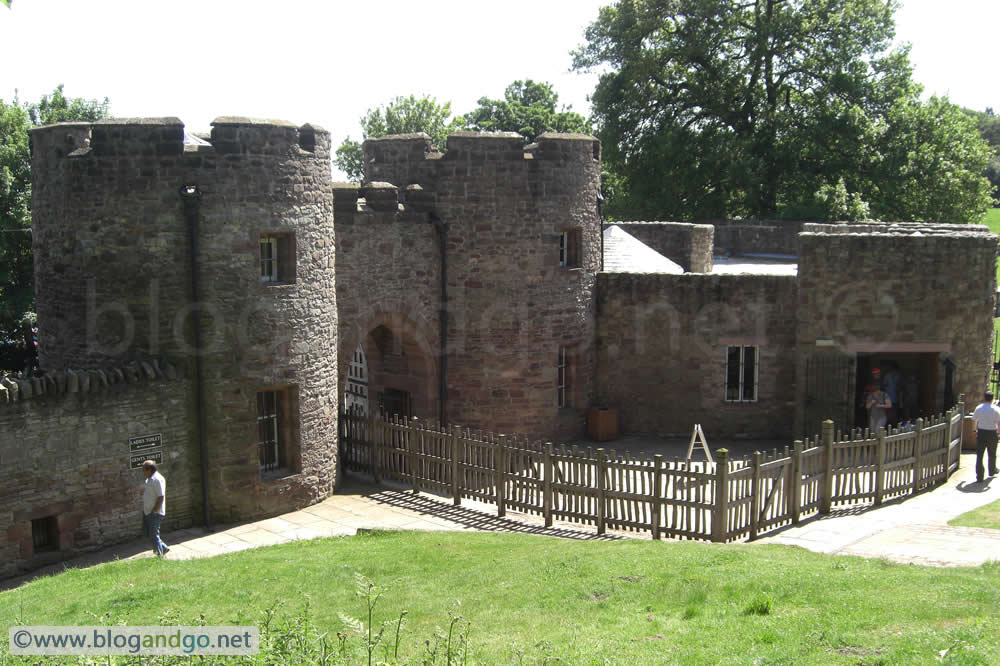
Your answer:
[557,346,569,408]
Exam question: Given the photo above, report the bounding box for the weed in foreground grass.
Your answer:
[742,593,774,616]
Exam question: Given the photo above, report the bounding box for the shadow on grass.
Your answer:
[346,477,628,542]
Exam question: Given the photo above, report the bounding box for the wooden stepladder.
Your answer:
[686,424,714,463]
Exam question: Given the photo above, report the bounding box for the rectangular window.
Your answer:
[31,516,58,553]
[725,346,758,402]
[260,237,278,282]
[559,229,582,268]
[259,233,296,284]
[257,390,281,472]
[557,346,569,408]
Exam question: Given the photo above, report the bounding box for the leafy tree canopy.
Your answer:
[334,95,464,183]
[963,107,1000,205]
[461,80,590,142]
[0,85,110,338]
[573,0,992,223]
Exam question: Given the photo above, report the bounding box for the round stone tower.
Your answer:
[30,117,338,521]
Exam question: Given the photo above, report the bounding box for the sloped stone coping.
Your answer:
[0,360,180,405]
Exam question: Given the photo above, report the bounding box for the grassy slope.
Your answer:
[950,497,1000,530]
[3,531,1000,665]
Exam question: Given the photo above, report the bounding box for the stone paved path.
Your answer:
[4,452,998,591]
[754,451,1000,566]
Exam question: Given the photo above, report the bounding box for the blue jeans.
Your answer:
[142,513,168,556]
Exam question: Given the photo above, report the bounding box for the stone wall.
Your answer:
[712,219,803,256]
[795,224,998,435]
[334,182,442,421]
[595,273,798,439]
[356,132,603,439]
[0,371,191,579]
[30,118,339,523]
[613,222,714,272]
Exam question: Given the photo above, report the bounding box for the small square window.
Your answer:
[559,229,582,268]
[257,387,299,476]
[725,345,758,402]
[31,516,59,553]
[259,233,296,284]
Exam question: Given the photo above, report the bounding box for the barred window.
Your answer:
[257,390,282,472]
[725,346,758,402]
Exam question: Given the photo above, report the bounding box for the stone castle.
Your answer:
[0,117,995,578]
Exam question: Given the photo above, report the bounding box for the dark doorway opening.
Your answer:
[854,352,940,429]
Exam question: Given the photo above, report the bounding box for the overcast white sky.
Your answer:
[2,0,997,176]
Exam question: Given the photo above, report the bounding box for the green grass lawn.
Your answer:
[984,207,1000,232]
[949,498,1000,530]
[3,531,1000,665]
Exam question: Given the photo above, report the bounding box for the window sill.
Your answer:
[260,468,300,482]
[260,280,297,288]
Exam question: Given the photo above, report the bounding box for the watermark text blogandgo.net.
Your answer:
[9,626,259,656]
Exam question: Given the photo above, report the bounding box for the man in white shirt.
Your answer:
[141,460,169,557]
[971,392,1000,483]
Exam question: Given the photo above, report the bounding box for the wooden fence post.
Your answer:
[596,448,606,535]
[820,420,834,514]
[749,451,761,540]
[451,425,462,506]
[543,443,554,527]
[874,427,886,506]
[791,440,802,525]
[369,410,380,484]
[651,454,663,540]
[496,435,506,517]
[409,417,419,494]
[711,448,729,543]
[912,418,925,496]
[956,395,964,471]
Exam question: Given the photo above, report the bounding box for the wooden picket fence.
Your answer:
[339,399,964,543]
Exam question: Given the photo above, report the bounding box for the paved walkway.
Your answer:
[4,452,999,591]
[755,452,1000,566]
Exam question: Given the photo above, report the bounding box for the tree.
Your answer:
[0,85,109,339]
[461,80,590,142]
[963,107,1000,205]
[872,96,992,223]
[573,0,992,223]
[334,95,464,183]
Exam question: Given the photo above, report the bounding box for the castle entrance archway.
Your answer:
[340,312,438,424]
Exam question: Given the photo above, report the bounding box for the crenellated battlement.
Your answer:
[30,116,331,161]
[365,131,599,169]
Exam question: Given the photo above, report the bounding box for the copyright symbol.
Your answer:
[13,630,31,648]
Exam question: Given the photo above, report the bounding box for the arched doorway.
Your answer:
[340,313,438,424]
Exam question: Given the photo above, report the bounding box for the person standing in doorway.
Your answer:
[972,392,1000,483]
[865,382,892,433]
[141,460,169,557]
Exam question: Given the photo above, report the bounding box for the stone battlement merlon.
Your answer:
[30,116,330,161]
[364,131,599,167]
[332,181,437,217]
